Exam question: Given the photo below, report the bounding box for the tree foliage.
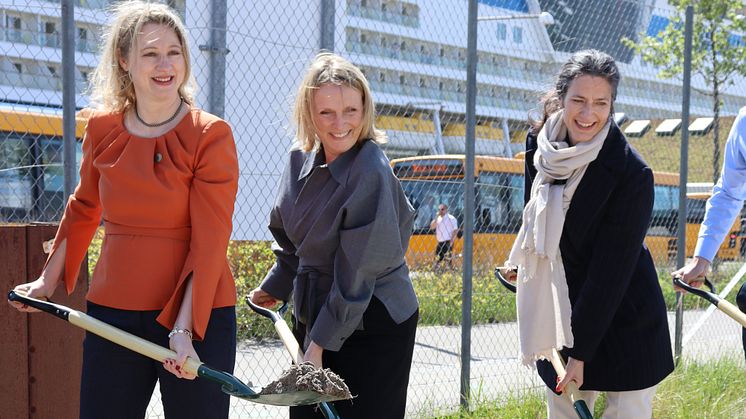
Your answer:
[623,0,746,183]
[624,0,746,90]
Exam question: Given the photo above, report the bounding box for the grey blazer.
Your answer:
[260,140,419,351]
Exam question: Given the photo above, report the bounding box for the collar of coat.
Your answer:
[297,140,367,183]
[560,121,638,240]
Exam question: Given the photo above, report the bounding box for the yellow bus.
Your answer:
[645,171,680,265]
[390,154,715,271]
[685,192,741,262]
[392,154,528,271]
[0,107,86,222]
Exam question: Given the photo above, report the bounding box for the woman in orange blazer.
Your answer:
[8,2,238,418]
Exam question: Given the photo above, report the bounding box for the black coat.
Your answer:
[525,123,674,392]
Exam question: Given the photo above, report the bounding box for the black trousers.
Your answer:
[291,297,419,419]
[79,302,236,419]
[737,282,746,363]
[435,241,452,263]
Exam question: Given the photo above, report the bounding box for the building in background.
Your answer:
[341,0,746,158]
[0,0,107,110]
[1,0,745,239]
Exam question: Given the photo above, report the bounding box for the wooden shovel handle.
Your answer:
[717,299,746,327]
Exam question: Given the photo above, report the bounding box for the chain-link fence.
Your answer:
[1,0,745,418]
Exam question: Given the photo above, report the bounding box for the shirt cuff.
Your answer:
[693,239,718,263]
[260,265,295,301]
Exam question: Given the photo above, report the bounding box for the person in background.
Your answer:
[248,52,419,419]
[431,203,459,270]
[507,49,673,418]
[8,2,239,418]
[674,106,746,362]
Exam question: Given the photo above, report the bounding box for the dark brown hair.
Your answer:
[531,49,620,132]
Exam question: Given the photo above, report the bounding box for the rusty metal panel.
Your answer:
[26,224,88,419]
[0,225,30,419]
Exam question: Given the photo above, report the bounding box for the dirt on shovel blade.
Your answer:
[260,362,352,400]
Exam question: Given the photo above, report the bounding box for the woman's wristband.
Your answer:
[168,328,193,340]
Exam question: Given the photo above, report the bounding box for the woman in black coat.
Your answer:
[508,50,674,418]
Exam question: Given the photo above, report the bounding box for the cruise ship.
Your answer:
[1,0,744,238]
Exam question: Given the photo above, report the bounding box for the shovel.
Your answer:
[7,291,346,407]
[246,297,340,419]
[494,268,593,419]
[672,276,746,327]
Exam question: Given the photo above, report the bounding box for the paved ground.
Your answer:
[146,310,744,418]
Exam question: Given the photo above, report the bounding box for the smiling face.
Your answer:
[311,83,364,163]
[119,23,185,106]
[561,75,612,145]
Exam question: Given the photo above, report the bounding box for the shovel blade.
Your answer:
[238,391,346,406]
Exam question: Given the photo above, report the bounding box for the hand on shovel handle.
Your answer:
[550,351,593,419]
[494,266,518,293]
[672,276,746,328]
[496,266,518,282]
[246,294,305,364]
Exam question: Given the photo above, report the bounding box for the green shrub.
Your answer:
[414,271,516,326]
[227,240,284,340]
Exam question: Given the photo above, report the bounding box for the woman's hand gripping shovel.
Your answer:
[672,276,746,327]
[495,267,593,419]
[7,290,347,407]
[246,297,345,419]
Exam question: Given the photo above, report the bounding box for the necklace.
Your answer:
[135,98,183,128]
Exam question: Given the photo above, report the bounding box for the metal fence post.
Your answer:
[320,0,335,51]
[61,0,76,198]
[207,0,228,117]
[461,0,478,410]
[674,4,694,363]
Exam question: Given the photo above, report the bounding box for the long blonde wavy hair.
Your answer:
[88,0,196,111]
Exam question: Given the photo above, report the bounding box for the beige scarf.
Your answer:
[508,110,610,365]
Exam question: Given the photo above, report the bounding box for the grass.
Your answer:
[434,356,746,418]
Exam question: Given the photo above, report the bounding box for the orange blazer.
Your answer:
[47,108,238,340]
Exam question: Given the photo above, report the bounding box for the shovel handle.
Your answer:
[245,295,340,419]
[274,316,305,365]
[672,276,717,303]
[246,298,304,363]
[8,291,203,375]
[491,270,593,419]
[494,267,517,293]
[672,276,746,327]
[549,350,593,419]
[7,290,258,398]
[718,299,746,327]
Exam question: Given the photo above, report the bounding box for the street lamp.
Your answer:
[477,11,555,25]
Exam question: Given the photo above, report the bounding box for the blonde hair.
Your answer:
[293,52,386,152]
[88,0,196,111]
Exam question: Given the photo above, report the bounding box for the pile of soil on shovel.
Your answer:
[259,362,352,399]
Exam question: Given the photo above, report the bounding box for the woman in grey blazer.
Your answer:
[249,52,419,419]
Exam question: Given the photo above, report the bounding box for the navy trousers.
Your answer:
[79,302,236,419]
[290,297,419,419]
